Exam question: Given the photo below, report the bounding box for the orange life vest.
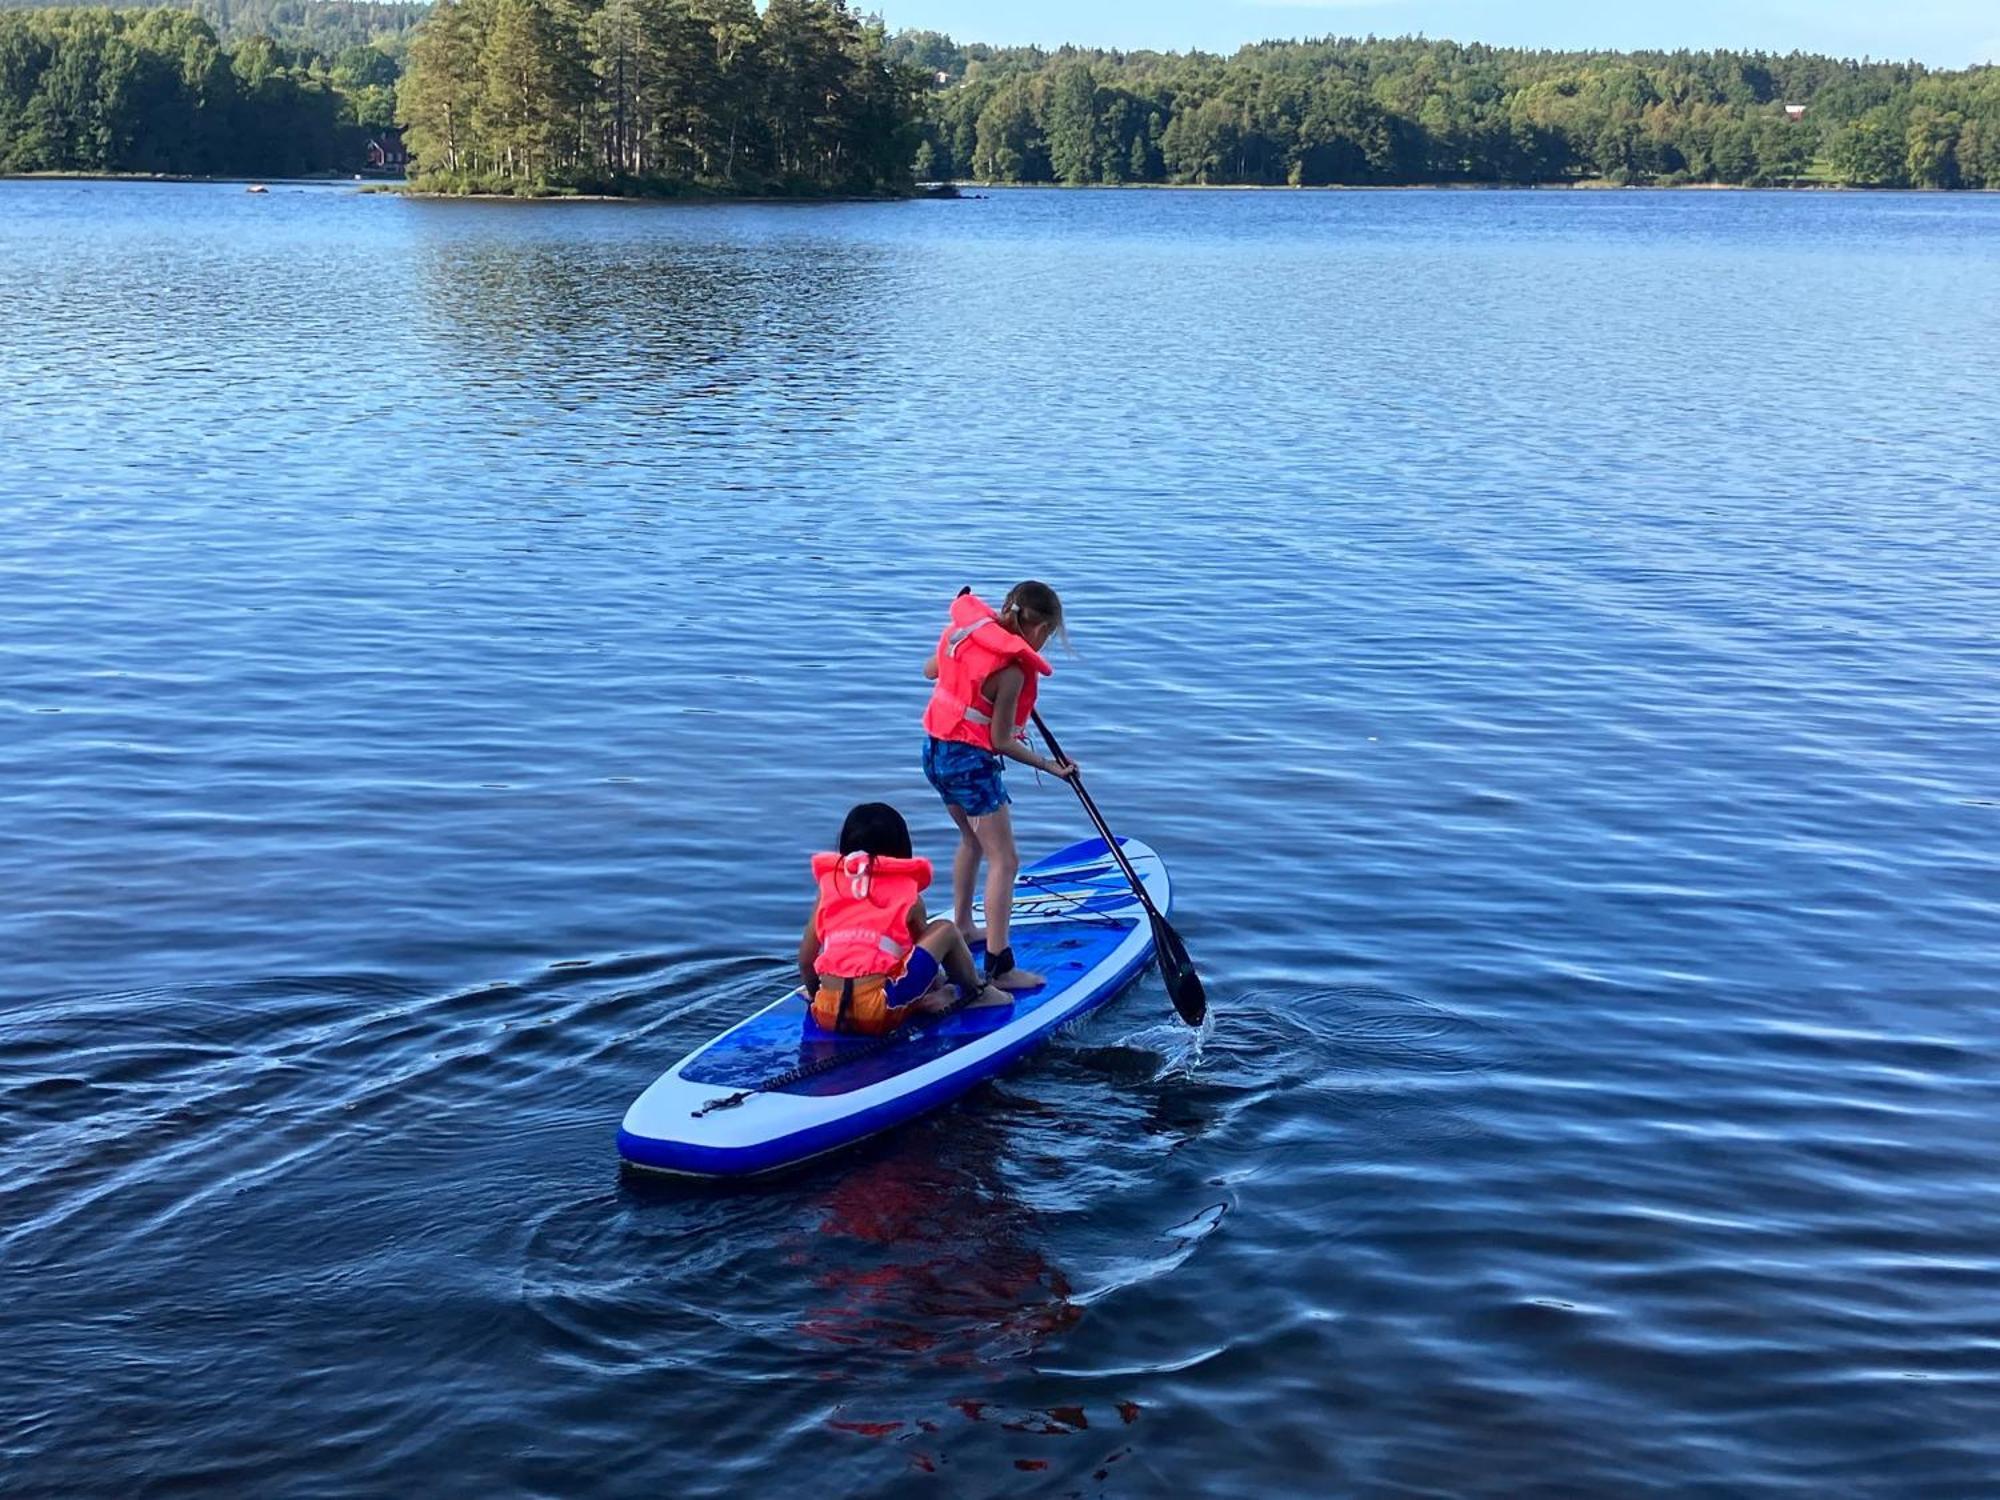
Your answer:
[812,851,933,978]
[921,590,1053,751]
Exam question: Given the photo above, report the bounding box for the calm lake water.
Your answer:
[3,180,1998,1496]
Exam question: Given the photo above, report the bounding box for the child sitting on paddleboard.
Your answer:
[921,582,1078,992]
[800,803,1010,1036]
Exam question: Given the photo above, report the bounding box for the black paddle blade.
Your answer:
[1151,912,1206,1026]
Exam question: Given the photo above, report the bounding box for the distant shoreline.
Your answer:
[944,179,1882,193]
[385,185,916,203]
[8,173,1994,197]
[1,171,397,185]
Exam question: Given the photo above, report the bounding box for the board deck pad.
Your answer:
[618,836,1167,1176]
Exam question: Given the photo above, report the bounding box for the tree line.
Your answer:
[4,8,1998,191]
[0,0,924,189]
[0,0,424,51]
[892,34,2000,189]
[394,0,923,194]
[0,5,400,174]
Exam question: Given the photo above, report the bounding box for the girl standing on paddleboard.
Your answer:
[921,582,1078,991]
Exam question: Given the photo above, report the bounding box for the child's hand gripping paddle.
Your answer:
[1031,711,1206,1027]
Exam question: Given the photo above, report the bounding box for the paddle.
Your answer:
[1031,711,1206,1027]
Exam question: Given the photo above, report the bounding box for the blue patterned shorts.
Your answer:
[922,736,1011,818]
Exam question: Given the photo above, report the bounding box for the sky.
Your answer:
[881,0,2000,69]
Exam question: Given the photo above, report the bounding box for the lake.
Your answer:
[3,180,1997,1496]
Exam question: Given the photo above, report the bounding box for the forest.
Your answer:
[1,1,1997,190]
[0,0,923,188]
[0,5,402,174]
[894,34,2000,189]
[0,0,422,50]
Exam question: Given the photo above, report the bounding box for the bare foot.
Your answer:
[913,989,957,1017]
[968,983,1014,1009]
[990,966,1046,992]
[960,925,988,948]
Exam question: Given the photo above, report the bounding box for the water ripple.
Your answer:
[3,181,1998,1495]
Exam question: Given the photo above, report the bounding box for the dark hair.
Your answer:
[838,802,913,859]
[1004,580,1069,651]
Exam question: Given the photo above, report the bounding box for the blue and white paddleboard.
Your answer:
[617,835,1167,1177]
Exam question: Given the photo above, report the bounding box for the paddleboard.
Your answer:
[617,835,1168,1177]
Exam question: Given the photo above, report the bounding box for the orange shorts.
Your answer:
[811,949,942,1036]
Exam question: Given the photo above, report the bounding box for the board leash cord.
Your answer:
[690,985,988,1117]
[686,854,1148,1118]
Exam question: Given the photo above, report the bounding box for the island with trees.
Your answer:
[395,0,919,194]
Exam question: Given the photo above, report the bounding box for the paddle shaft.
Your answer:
[1029,711,1168,927]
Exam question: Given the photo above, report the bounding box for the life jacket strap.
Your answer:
[944,615,999,658]
[819,932,908,962]
[930,686,993,727]
[836,977,855,1033]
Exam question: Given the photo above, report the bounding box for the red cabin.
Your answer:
[365,131,409,171]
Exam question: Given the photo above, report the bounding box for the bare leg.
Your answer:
[913,919,1011,1011]
[946,802,985,942]
[970,804,1044,990]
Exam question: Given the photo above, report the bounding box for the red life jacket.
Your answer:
[812,851,933,978]
[921,590,1053,751]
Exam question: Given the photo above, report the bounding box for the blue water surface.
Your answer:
[2,181,1998,1496]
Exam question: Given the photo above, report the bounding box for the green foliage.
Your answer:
[331,40,394,85]
[1904,106,1961,187]
[893,33,2000,189]
[971,75,1046,182]
[1045,60,1098,183]
[0,0,423,57]
[396,0,920,193]
[1825,105,1906,185]
[0,4,391,173]
[10,11,1999,192]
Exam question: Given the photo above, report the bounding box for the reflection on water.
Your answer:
[3,181,2000,1495]
[805,1162,1077,1362]
[415,243,875,397]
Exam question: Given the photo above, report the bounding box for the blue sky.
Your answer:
[883,0,1999,68]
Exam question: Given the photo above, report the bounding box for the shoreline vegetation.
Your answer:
[8,171,1997,199]
[8,171,1995,199]
[0,3,1995,194]
[391,0,918,197]
[902,35,1998,193]
[387,178,1990,199]
[381,179,914,198]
